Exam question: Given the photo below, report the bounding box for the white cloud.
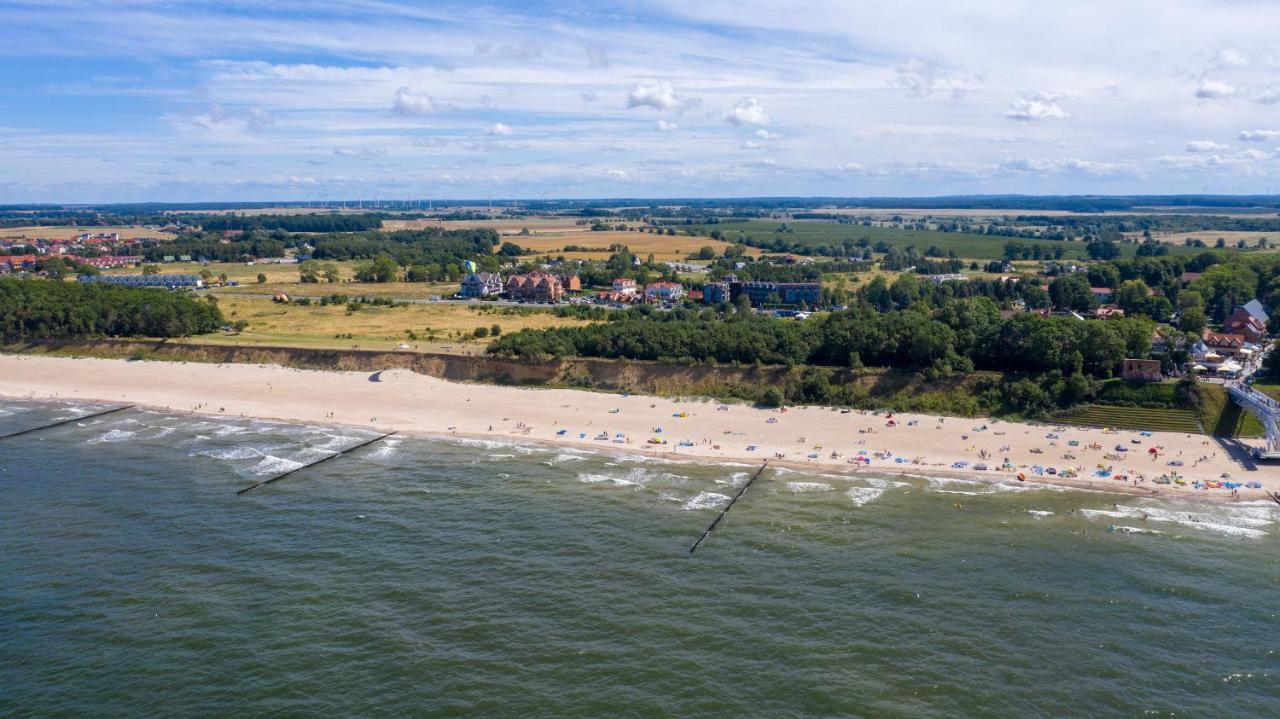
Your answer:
[1215,48,1249,67]
[888,57,981,99]
[656,119,679,132]
[391,86,435,116]
[1195,79,1236,99]
[486,122,513,136]
[1185,140,1228,152]
[627,81,683,111]
[333,147,386,158]
[1239,130,1280,142]
[726,97,770,126]
[245,107,274,130]
[1000,157,1120,175]
[603,169,631,181]
[1005,92,1068,121]
[752,129,781,140]
[585,44,609,69]
[1255,87,1280,105]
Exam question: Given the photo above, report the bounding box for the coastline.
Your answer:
[0,354,1274,503]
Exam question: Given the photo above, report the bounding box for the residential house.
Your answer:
[644,281,685,303]
[1225,307,1267,343]
[1090,286,1113,303]
[460,272,504,298]
[558,274,582,292]
[702,281,731,304]
[611,278,637,297]
[700,274,821,307]
[506,272,564,302]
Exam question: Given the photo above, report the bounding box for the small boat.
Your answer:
[556,429,567,436]
[595,432,609,440]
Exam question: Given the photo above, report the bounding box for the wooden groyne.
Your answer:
[0,404,134,441]
[689,459,769,554]
[236,432,394,496]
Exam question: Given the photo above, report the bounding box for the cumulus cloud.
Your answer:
[1005,92,1068,121]
[627,81,683,111]
[656,119,678,132]
[1186,140,1228,152]
[602,169,630,181]
[752,129,781,140]
[487,122,513,136]
[1158,148,1271,169]
[1239,129,1280,142]
[725,97,770,126]
[1195,79,1236,99]
[999,157,1120,175]
[391,86,436,116]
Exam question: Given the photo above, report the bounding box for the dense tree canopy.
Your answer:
[0,279,224,340]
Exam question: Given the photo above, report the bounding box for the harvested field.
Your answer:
[0,225,175,241]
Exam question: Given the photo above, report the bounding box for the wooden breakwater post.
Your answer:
[236,432,394,496]
[1269,491,1280,508]
[689,459,769,555]
[0,404,135,441]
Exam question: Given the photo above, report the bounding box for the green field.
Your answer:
[693,220,1200,260]
[1056,380,1271,437]
[1053,404,1204,433]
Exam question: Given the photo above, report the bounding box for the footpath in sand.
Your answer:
[0,355,1276,501]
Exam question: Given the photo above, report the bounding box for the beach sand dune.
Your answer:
[0,355,1274,500]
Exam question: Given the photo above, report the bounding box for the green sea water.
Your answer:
[1,400,1277,717]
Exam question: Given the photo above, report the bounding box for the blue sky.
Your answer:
[4,0,1280,202]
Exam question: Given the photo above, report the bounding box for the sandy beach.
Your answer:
[1,354,1276,501]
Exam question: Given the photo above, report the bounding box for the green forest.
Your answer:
[0,280,225,340]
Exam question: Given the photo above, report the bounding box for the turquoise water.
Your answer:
[1,400,1277,717]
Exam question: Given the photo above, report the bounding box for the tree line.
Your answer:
[0,279,224,340]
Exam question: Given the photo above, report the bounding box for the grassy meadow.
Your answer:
[201,294,597,353]
[693,220,1205,259]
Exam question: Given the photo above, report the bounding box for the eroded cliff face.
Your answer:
[5,338,997,411]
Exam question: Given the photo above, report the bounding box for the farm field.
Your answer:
[386,217,751,261]
[1143,230,1277,248]
[201,294,596,353]
[103,261,458,299]
[0,225,176,241]
[103,261,311,284]
[692,220,1201,259]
